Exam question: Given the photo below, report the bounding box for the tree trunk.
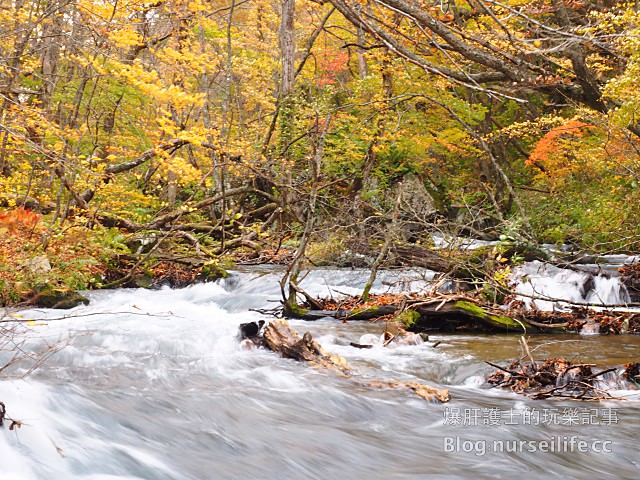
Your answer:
[279,0,295,98]
[357,23,368,79]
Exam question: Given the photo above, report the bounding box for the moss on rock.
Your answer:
[30,284,89,309]
[199,262,229,281]
[453,300,528,331]
[397,309,421,329]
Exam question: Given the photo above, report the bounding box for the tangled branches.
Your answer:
[486,337,632,401]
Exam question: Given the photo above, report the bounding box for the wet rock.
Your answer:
[132,273,153,289]
[237,320,265,350]
[238,320,265,340]
[198,262,229,282]
[29,284,89,309]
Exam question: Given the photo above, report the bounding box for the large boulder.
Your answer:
[22,255,51,275]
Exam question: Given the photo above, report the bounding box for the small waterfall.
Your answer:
[514,261,631,311]
[586,275,630,306]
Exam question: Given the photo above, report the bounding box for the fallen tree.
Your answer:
[280,293,640,335]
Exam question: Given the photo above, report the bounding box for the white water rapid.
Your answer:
[1,268,639,479]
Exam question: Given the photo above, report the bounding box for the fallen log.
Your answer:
[290,297,532,332]
[410,300,530,332]
[248,319,449,402]
[390,244,479,279]
[295,305,399,321]
[342,241,487,279]
[288,293,640,334]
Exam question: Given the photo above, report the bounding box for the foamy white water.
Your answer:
[513,261,631,311]
[1,268,639,479]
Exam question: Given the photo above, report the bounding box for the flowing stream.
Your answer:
[1,267,639,479]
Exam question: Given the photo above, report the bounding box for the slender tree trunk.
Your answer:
[354,53,393,193]
[40,0,64,112]
[0,0,30,175]
[362,186,402,302]
[281,115,331,314]
[357,23,368,79]
[279,0,295,98]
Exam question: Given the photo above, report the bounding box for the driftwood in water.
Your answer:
[487,356,625,400]
[409,299,530,332]
[263,319,351,373]
[366,380,450,402]
[253,319,449,402]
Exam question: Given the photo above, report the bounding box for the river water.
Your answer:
[1,268,639,479]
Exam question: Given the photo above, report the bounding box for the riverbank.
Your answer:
[3,212,640,341]
[0,219,230,308]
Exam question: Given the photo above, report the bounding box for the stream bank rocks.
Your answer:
[28,284,89,309]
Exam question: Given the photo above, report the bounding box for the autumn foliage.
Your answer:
[527,120,590,168]
[317,49,349,87]
[0,0,640,306]
[0,208,41,234]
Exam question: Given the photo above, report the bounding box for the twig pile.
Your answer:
[487,356,623,400]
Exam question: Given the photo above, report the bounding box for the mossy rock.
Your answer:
[199,263,229,281]
[132,273,153,289]
[397,309,421,329]
[30,285,89,309]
